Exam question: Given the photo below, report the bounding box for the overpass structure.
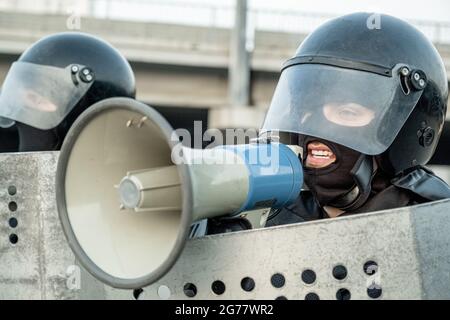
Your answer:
[0,11,298,114]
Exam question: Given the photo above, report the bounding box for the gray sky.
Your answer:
[250,0,450,22]
[173,0,450,23]
[101,0,450,24]
[4,0,450,23]
[95,0,450,23]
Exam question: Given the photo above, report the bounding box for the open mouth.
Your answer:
[305,141,337,169]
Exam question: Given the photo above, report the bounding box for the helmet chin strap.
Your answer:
[329,154,376,211]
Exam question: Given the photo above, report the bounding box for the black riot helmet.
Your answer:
[0,32,136,151]
[262,13,448,176]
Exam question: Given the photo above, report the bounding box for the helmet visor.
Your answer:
[261,64,423,155]
[0,62,93,130]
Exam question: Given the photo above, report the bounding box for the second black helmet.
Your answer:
[0,32,136,151]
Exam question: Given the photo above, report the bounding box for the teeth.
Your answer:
[311,150,332,157]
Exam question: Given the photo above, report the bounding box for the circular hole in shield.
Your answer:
[133,288,144,300]
[332,265,348,280]
[211,280,226,296]
[367,285,383,299]
[9,234,19,245]
[157,285,171,300]
[241,277,255,292]
[364,261,378,275]
[8,201,17,212]
[271,273,286,288]
[305,292,320,300]
[301,269,317,285]
[336,288,351,300]
[9,217,18,228]
[183,283,197,298]
[8,186,17,196]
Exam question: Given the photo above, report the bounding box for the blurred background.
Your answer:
[0,0,449,179]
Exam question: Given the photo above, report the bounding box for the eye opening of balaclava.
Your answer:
[299,135,374,211]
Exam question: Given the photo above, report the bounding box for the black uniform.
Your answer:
[268,167,450,226]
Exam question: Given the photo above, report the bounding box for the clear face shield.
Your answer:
[261,60,424,156]
[0,61,94,130]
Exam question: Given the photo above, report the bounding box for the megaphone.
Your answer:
[57,97,303,289]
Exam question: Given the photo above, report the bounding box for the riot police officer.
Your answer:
[262,13,450,225]
[0,32,136,151]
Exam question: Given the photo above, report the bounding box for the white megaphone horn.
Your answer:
[57,97,302,289]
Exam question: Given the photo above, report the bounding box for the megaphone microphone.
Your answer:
[57,97,302,289]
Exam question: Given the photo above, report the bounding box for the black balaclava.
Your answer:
[17,122,60,152]
[299,135,364,208]
[0,125,19,152]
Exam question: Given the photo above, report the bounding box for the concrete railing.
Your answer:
[1,0,450,44]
